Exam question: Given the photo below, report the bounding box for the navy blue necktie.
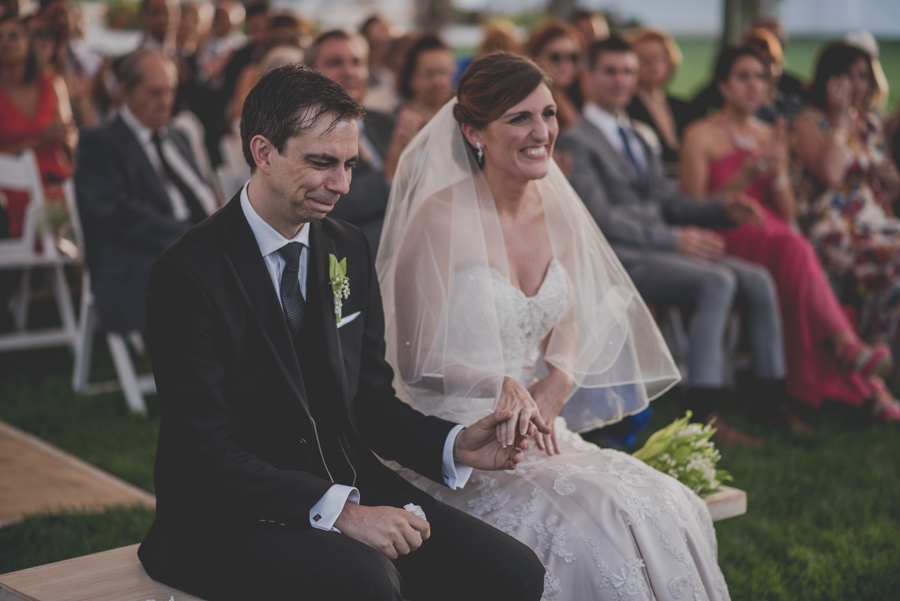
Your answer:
[618,124,648,191]
[278,242,305,337]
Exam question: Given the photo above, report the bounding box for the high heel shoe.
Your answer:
[870,378,900,426]
[837,339,893,379]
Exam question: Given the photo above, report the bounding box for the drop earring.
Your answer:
[475,141,483,163]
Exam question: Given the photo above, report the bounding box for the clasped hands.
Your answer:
[334,374,565,560]
[459,373,572,461]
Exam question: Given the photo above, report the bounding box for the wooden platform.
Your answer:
[0,421,155,527]
[0,491,746,601]
[0,544,201,601]
[705,485,747,522]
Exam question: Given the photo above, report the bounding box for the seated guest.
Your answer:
[624,26,691,178]
[228,17,304,129]
[75,49,218,334]
[680,46,896,422]
[206,0,269,164]
[308,29,418,251]
[791,42,900,399]
[397,34,456,127]
[475,19,521,58]
[527,20,584,130]
[137,0,178,54]
[0,13,75,238]
[358,14,397,114]
[571,9,609,45]
[195,1,242,89]
[137,62,545,601]
[558,37,787,444]
[741,27,805,124]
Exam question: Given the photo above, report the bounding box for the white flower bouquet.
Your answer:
[632,411,732,496]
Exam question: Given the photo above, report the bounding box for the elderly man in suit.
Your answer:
[306,29,420,252]
[558,36,786,443]
[137,63,546,601]
[75,49,218,334]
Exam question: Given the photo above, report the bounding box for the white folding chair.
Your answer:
[0,151,78,354]
[170,109,225,202]
[65,180,155,415]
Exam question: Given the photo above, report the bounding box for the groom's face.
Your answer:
[267,114,359,227]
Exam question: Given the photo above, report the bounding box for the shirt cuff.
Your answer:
[443,424,474,490]
[310,484,360,532]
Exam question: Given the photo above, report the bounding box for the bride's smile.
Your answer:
[463,83,559,183]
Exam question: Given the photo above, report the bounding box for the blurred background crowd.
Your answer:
[2,0,900,437]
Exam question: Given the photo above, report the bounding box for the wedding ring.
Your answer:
[756,159,768,172]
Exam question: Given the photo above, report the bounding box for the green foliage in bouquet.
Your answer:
[632,411,732,497]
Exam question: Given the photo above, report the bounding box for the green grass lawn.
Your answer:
[1,341,899,599]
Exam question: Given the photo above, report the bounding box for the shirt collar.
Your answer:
[240,181,309,258]
[119,104,164,146]
[583,101,632,138]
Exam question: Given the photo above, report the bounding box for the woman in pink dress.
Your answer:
[680,46,899,422]
[0,13,75,237]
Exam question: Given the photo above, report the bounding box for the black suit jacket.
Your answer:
[75,115,202,331]
[138,194,455,594]
[327,109,394,251]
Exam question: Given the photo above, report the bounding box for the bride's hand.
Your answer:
[528,369,573,456]
[495,376,548,450]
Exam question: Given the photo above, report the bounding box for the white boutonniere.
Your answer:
[329,253,350,324]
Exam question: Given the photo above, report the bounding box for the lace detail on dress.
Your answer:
[467,474,511,519]
[495,488,577,565]
[451,259,569,382]
[586,538,652,601]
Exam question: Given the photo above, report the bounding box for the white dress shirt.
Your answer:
[239,183,472,532]
[119,105,218,219]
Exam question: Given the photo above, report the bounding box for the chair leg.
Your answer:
[12,268,31,331]
[51,264,77,345]
[107,333,148,415]
[72,286,95,394]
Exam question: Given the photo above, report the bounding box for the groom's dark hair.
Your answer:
[240,63,365,171]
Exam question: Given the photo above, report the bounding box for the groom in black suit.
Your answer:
[138,64,546,600]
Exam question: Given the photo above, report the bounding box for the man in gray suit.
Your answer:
[558,37,786,440]
[76,49,218,333]
[306,30,420,252]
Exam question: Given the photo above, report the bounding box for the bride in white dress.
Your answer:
[375,53,731,601]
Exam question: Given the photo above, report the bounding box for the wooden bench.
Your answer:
[0,487,745,601]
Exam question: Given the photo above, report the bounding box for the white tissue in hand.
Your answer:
[403,503,426,521]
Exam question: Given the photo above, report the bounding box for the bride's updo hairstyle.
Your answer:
[453,52,551,130]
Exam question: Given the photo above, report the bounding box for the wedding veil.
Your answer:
[375,100,680,432]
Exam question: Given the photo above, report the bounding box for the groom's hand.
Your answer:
[334,503,431,559]
[454,410,550,471]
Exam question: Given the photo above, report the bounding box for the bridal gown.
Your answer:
[393,259,731,601]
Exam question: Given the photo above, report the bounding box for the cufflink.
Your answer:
[442,473,448,479]
[313,514,322,522]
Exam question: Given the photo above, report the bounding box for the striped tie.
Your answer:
[278,242,305,337]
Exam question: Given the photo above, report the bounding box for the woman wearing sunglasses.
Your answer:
[527,20,585,129]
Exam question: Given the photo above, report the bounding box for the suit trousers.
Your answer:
[623,250,785,387]
[233,468,544,601]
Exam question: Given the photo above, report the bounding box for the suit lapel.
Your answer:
[220,196,310,414]
[112,116,173,215]
[309,221,350,411]
[581,118,644,190]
